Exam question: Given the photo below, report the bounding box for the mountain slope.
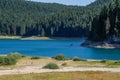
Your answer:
[0,0,113,37]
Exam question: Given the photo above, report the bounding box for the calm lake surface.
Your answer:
[0,39,120,60]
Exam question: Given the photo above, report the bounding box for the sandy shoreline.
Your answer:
[0,36,82,40]
[0,65,120,76]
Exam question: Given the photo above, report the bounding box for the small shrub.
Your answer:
[0,57,5,65]
[7,53,22,60]
[0,56,16,65]
[54,54,66,60]
[100,60,106,63]
[0,53,21,65]
[43,63,59,69]
[73,58,87,61]
[114,61,120,65]
[31,56,40,59]
[21,55,26,58]
[61,63,67,66]
[3,57,17,65]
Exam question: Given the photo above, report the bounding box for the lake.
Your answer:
[0,39,120,60]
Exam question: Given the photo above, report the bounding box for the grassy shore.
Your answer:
[0,55,120,79]
[21,36,82,40]
[0,36,21,39]
[0,36,82,40]
[0,56,120,70]
[0,72,120,80]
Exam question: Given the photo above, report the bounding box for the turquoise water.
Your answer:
[0,39,120,60]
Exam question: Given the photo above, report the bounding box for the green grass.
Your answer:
[104,60,120,67]
[0,72,120,80]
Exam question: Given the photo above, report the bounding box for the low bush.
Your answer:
[100,60,106,63]
[54,54,66,60]
[7,52,22,59]
[0,53,22,65]
[43,63,59,69]
[21,55,26,58]
[61,63,67,66]
[0,57,5,65]
[31,56,41,59]
[4,57,16,65]
[0,56,16,65]
[73,58,87,61]
[114,61,120,65]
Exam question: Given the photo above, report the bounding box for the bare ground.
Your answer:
[0,65,120,76]
[0,58,120,76]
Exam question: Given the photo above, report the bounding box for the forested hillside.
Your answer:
[0,0,113,37]
[89,0,120,42]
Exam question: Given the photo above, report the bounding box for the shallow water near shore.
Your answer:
[0,39,120,60]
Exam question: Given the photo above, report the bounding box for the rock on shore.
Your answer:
[81,40,120,49]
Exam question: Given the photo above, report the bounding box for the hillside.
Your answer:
[89,0,120,41]
[0,0,113,37]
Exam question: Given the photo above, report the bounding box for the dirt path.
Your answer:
[0,66,120,76]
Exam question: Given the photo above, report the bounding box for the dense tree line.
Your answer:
[0,0,113,37]
[89,0,120,42]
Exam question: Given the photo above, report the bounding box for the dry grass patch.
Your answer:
[0,56,120,70]
[0,72,120,80]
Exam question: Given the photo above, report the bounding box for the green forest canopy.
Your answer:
[89,0,120,42]
[0,0,113,37]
